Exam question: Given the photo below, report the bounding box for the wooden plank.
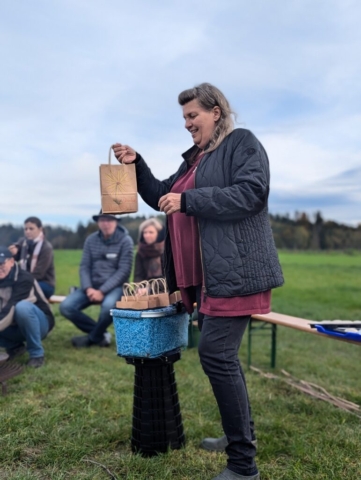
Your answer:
[49,295,66,304]
[252,312,314,332]
[251,312,361,346]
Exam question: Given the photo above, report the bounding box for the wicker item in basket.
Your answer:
[116,279,170,310]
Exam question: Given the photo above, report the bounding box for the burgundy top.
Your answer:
[168,155,203,289]
[168,154,271,317]
[201,290,271,317]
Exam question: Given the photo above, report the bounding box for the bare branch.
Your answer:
[82,458,118,480]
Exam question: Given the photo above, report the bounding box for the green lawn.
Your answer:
[0,250,360,479]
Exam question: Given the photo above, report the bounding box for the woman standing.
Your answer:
[134,217,165,283]
[9,217,55,299]
[113,83,283,480]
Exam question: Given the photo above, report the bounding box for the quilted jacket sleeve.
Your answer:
[182,135,269,222]
[79,237,93,291]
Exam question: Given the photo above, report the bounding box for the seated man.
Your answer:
[60,211,133,348]
[0,246,55,368]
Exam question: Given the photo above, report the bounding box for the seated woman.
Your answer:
[134,218,165,284]
[8,216,55,299]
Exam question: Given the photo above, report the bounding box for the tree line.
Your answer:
[0,212,360,250]
[271,212,361,250]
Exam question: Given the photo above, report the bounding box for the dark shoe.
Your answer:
[212,468,260,480]
[201,435,228,452]
[72,333,111,348]
[6,344,27,361]
[71,335,92,348]
[98,332,111,347]
[27,357,44,368]
[201,435,257,452]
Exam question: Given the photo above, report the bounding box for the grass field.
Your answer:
[0,250,360,479]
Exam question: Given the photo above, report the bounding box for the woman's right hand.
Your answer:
[112,143,137,164]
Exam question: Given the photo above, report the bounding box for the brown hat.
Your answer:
[92,210,121,222]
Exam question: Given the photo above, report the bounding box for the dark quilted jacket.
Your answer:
[135,128,284,297]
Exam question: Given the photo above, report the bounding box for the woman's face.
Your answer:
[182,99,221,150]
[143,226,158,245]
[24,222,42,240]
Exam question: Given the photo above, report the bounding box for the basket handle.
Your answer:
[158,278,168,293]
[122,283,136,300]
[149,278,168,295]
[109,146,123,166]
[136,280,150,296]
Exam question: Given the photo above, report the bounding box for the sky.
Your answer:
[1,0,360,228]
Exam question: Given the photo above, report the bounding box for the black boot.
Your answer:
[201,435,257,452]
[212,468,260,480]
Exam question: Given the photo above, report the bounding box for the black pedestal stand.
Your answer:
[125,351,185,457]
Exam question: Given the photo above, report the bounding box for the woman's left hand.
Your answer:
[158,193,181,215]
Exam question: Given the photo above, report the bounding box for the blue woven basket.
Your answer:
[111,306,189,358]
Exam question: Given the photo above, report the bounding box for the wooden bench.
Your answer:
[48,297,360,366]
[248,312,361,368]
[49,295,66,304]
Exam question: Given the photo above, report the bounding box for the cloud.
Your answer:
[0,0,360,227]
[269,164,361,225]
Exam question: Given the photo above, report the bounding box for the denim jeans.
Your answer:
[59,287,123,343]
[37,281,55,300]
[0,300,49,358]
[198,314,258,477]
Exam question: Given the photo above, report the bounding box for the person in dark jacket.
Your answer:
[134,218,165,284]
[113,83,284,480]
[8,216,55,299]
[0,246,55,368]
[59,212,133,348]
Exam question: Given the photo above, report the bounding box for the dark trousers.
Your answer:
[37,281,55,299]
[59,287,122,343]
[198,313,257,476]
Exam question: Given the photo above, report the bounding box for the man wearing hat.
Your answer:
[0,246,55,368]
[60,212,133,347]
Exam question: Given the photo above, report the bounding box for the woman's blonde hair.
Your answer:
[178,82,236,153]
[138,218,163,241]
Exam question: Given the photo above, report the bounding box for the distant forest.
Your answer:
[0,212,360,250]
